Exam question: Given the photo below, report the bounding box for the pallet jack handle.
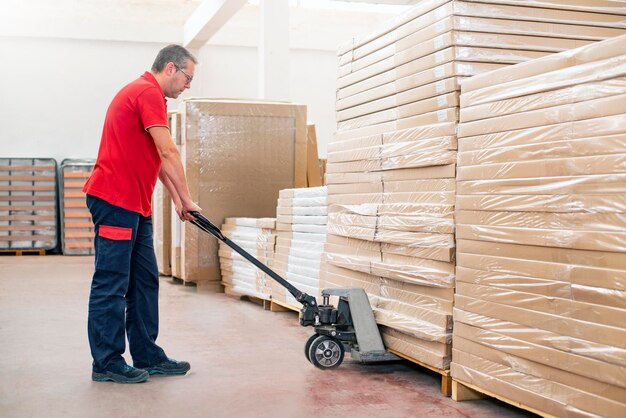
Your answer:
[189,212,318,309]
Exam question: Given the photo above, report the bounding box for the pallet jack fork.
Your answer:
[190,212,399,369]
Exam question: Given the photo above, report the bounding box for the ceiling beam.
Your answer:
[184,0,248,49]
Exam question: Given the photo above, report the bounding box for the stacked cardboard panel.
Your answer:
[218,217,276,299]
[336,0,626,139]
[0,158,57,251]
[452,35,626,417]
[151,111,181,276]
[180,99,307,290]
[60,159,95,255]
[153,181,171,275]
[271,187,327,309]
[327,0,626,371]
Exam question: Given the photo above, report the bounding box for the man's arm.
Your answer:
[149,126,201,221]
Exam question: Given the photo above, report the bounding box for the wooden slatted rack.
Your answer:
[60,159,95,255]
[0,158,58,252]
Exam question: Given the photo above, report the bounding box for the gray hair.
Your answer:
[151,44,197,72]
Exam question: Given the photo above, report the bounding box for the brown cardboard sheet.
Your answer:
[328,122,456,152]
[327,232,454,262]
[380,279,454,312]
[462,33,626,93]
[457,133,626,167]
[456,252,626,296]
[325,250,455,288]
[454,293,626,349]
[451,349,626,418]
[382,327,450,370]
[337,93,459,131]
[382,326,451,356]
[456,193,626,213]
[458,92,626,139]
[456,281,626,329]
[457,239,626,271]
[453,337,626,408]
[327,149,457,173]
[461,75,626,125]
[457,153,626,181]
[326,164,456,183]
[460,57,626,111]
[337,61,497,110]
[180,99,306,284]
[330,136,457,166]
[328,190,455,205]
[456,210,626,232]
[375,308,451,344]
[153,182,171,276]
[456,264,626,311]
[451,361,595,418]
[329,211,454,234]
[337,78,459,122]
[328,178,455,194]
[454,307,626,368]
[457,113,626,152]
[336,108,459,139]
[457,174,626,197]
[456,223,626,253]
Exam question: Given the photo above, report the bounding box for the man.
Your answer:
[83,45,202,384]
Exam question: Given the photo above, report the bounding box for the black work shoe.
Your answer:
[143,358,191,375]
[92,365,149,384]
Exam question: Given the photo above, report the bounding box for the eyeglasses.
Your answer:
[174,64,193,84]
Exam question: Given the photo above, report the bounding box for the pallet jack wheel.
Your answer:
[304,334,319,362]
[308,335,345,369]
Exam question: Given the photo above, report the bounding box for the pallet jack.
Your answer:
[190,212,399,369]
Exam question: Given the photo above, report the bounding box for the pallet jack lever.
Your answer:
[188,212,318,311]
[188,211,398,369]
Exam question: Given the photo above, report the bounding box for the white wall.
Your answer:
[0,37,337,162]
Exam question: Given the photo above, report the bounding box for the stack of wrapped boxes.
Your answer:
[179,99,307,289]
[60,159,95,255]
[272,187,328,309]
[0,158,57,252]
[326,0,626,372]
[452,35,626,417]
[219,218,276,299]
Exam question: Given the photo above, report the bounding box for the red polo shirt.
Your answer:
[84,72,168,216]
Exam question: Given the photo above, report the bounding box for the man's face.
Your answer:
[166,60,195,99]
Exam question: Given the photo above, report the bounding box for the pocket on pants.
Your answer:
[95,225,133,274]
[99,225,132,241]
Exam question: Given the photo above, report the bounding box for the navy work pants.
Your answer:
[86,194,167,373]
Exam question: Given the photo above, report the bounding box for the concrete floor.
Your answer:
[0,256,536,418]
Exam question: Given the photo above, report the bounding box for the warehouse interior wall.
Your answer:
[0,36,337,162]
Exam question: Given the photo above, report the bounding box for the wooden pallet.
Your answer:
[387,348,452,396]
[0,249,45,256]
[270,298,300,313]
[224,285,271,310]
[452,379,557,418]
[171,276,197,287]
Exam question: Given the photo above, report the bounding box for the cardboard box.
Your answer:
[180,99,307,285]
[153,181,171,275]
